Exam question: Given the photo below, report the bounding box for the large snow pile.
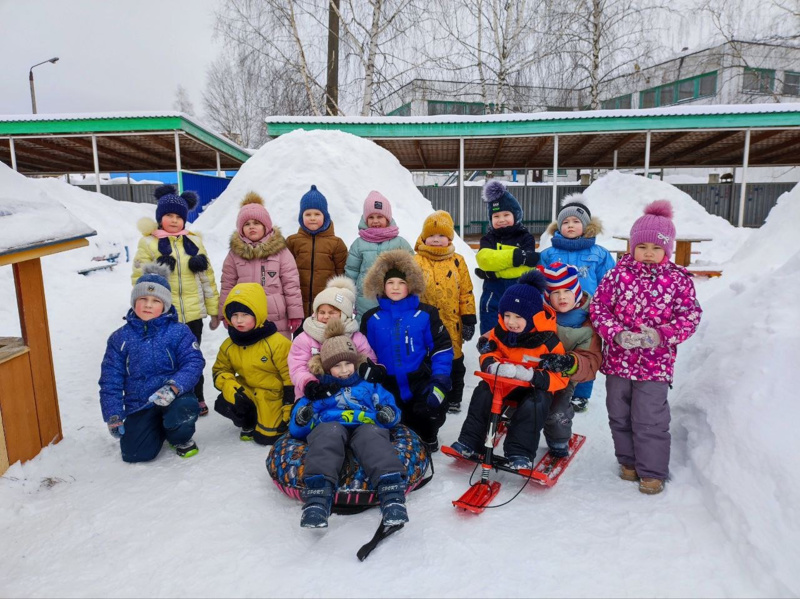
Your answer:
[539,171,751,266]
[671,183,800,595]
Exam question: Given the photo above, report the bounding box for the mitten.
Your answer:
[107,415,125,439]
[495,363,518,378]
[288,318,303,332]
[614,330,643,350]
[375,404,395,425]
[478,338,497,354]
[282,386,294,421]
[295,404,313,426]
[305,380,338,401]
[148,384,176,407]
[474,268,497,280]
[538,353,576,374]
[234,386,252,405]
[426,376,450,409]
[639,325,661,349]
[358,358,387,383]
[512,248,540,268]
[461,323,475,342]
[209,315,221,330]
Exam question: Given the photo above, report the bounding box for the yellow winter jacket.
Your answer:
[414,241,476,359]
[212,283,293,441]
[132,218,220,323]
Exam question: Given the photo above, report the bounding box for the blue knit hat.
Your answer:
[483,180,523,228]
[131,263,172,311]
[299,185,331,234]
[154,185,198,225]
[497,270,547,331]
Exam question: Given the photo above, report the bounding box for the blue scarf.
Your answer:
[299,219,331,236]
[322,372,362,389]
[550,232,595,251]
[555,308,587,329]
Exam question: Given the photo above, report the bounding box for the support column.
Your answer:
[9,138,17,171]
[174,132,183,193]
[91,135,100,193]
[458,137,465,238]
[551,135,559,221]
[216,151,222,177]
[644,131,651,178]
[613,149,618,170]
[737,129,751,228]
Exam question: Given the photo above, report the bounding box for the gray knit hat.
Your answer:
[131,263,172,312]
[556,193,592,232]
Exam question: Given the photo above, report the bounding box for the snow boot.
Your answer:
[447,401,462,414]
[240,428,255,442]
[175,439,198,458]
[506,455,533,471]
[570,397,588,413]
[300,475,334,528]
[639,477,664,495]
[423,435,439,454]
[450,440,478,460]
[547,441,569,459]
[198,400,209,417]
[620,464,639,482]
[377,472,408,526]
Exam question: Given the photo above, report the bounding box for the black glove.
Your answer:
[358,358,387,384]
[538,353,576,374]
[474,268,497,280]
[295,404,313,426]
[477,338,497,354]
[512,247,540,268]
[234,386,252,405]
[304,380,338,401]
[462,323,475,342]
[282,385,295,405]
[375,404,395,425]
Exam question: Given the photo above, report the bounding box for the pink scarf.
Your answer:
[359,225,399,243]
[151,228,189,238]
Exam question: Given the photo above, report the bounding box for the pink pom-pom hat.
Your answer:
[363,191,393,221]
[629,199,676,260]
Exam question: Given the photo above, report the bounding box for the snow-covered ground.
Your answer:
[0,131,797,597]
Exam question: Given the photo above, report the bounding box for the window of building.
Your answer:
[387,103,411,116]
[659,86,675,106]
[639,71,718,108]
[640,89,656,108]
[698,72,717,97]
[678,79,694,101]
[427,100,487,116]
[742,68,775,94]
[783,72,800,96]
[600,94,632,110]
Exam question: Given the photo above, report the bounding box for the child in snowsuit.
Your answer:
[537,262,602,457]
[360,249,453,452]
[414,210,476,414]
[450,270,569,471]
[345,191,413,321]
[212,282,294,445]
[290,319,407,529]
[133,185,219,416]
[539,195,616,412]
[476,180,539,335]
[590,200,702,495]
[219,192,304,338]
[288,275,377,400]
[100,264,205,462]
[286,185,348,318]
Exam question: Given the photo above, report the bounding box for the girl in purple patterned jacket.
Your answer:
[590,200,702,495]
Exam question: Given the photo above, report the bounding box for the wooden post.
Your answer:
[737,129,751,228]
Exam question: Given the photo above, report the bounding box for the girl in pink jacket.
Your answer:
[219,192,304,338]
[288,275,377,400]
[590,200,702,496]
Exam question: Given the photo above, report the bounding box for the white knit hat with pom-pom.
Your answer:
[312,275,356,317]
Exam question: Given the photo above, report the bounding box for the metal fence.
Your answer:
[418,182,795,233]
[76,184,159,205]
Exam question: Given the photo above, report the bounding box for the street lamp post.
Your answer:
[29,57,59,114]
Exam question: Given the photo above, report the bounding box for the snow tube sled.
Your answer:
[266,424,432,513]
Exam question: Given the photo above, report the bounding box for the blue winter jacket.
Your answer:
[539,232,616,296]
[289,375,401,440]
[360,295,453,402]
[99,308,205,422]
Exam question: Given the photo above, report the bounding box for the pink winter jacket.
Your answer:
[219,228,304,338]
[589,253,702,384]
[288,317,377,399]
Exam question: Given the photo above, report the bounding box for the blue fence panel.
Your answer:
[181,172,232,222]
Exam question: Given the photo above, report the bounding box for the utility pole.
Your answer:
[325,0,340,116]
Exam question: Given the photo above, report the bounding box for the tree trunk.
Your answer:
[326,0,340,116]
[360,0,384,116]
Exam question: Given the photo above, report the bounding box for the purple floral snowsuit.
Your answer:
[590,253,702,479]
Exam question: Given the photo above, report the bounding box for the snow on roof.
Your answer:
[0,162,96,255]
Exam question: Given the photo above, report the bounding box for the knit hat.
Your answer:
[299,185,331,232]
[237,191,273,238]
[224,300,256,322]
[538,262,582,303]
[131,263,172,312]
[363,191,393,221]
[154,185,198,225]
[483,180,523,227]
[312,275,356,317]
[421,210,454,241]
[629,200,676,260]
[557,194,592,232]
[319,319,362,372]
[497,270,547,330]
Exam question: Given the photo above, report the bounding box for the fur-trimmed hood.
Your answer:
[229,227,287,259]
[362,248,425,300]
[545,216,604,239]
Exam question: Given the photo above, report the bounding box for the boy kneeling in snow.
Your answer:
[99,264,205,461]
[290,320,407,529]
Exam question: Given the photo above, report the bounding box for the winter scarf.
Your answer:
[359,225,400,244]
[301,315,360,343]
[414,240,455,261]
[228,321,278,347]
[151,228,207,273]
[555,308,587,329]
[550,231,596,252]
[321,371,362,389]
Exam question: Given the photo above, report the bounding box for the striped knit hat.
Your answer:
[538,262,582,303]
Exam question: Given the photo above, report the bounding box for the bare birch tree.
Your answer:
[172,85,196,116]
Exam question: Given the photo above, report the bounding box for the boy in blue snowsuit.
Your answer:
[360,249,453,452]
[99,264,205,462]
[475,180,540,335]
[539,195,615,412]
[290,319,407,529]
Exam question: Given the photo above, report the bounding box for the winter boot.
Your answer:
[175,439,198,458]
[198,400,209,417]
[547,441,569,459]
[619,464,639,482]
[300,475,334,528]
[570,397,588,413]
[423,436,439,454]
[450,440,478,460]
[377,472,408,526]
[240,428,255,442]
[639,477,664,495]
[506,455,533,471]
[447,401,462,414]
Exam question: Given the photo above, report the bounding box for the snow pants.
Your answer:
[605,374,671,480]
[458,381,552,461]
[446,356,467,408]
[303,421,404,488]
[120,393,200,463]
[573,379,594,401]
[544,383,575,448]
[383,376,448,446]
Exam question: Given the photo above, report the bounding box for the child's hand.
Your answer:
[474,268,497,280]
[478,338,497,354]
[462,323,475,342]
[614,331,644,350]
[107,415,125,439]
[358,359,387,383]
[375,404,395,425]
[538,353,576,374]
[234,386,252,405]
[638,325,661,348]
[512,248,540,268]
[494,363,518,378]
[426,376,450,409]
[148,385,177,406]
[209,315,221,330]
[288,318,303,332]
[295,404,313,426]
[305,380,337,401]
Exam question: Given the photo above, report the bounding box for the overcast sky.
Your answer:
[0,0,222,116]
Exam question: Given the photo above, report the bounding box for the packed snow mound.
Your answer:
[539,171,750,266]
[671,183,800,595]
[197,129,477,271]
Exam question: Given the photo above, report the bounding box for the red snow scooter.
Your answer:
[442,361,586,514]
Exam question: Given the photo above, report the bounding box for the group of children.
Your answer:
[100,179,701,529]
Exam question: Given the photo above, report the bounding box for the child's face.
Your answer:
[491,211,514,229]
[243,218,266,241]
[503,311,528,333]
[384,277,409,301]
[303,209,324,232]
[230,311,257,332]
[161,213,185,234]
[329,360,355,379]
[316,304,342,324]
[560,216,584,239]
[549,289,577,313]
[424,234,450,247]
[633,243,666,264]
[367,213,389,228]
[134,296,164,321]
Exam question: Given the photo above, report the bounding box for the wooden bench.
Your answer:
[78,263,117,275]
[688,269,723,278]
